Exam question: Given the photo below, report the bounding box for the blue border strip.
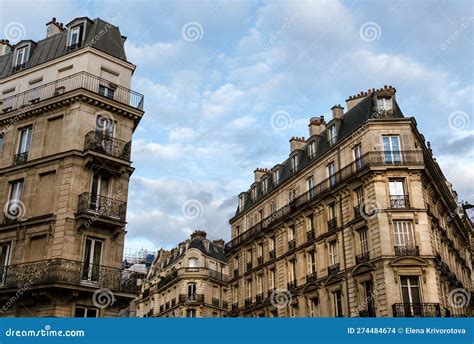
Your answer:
[0,318,472,344]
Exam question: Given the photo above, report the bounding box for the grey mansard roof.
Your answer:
[0,17,128,79]
[233,92,405,216]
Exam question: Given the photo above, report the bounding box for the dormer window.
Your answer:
[308,141,316,160]
[251,186,257,201]
[238,195,245,211]
[262,178,268,195]
[328,125,337,145]
[68,24,84,49]
[291,154,298,173]
[273,169,280,186]
[16,47,27,66]
[377,97,393,111]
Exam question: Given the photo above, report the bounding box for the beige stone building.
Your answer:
[136,231,228,317]
[226,86,472,317]
[0,17,144,317]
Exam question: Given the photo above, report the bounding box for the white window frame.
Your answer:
[268,269,275,289]
[393,221,415,247]
[360,228,369,254]
[328,162,336,186]
[329,241,339,265]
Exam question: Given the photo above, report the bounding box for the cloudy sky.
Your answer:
[2,0,473,252]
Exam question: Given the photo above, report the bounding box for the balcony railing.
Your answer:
[269,250,275,260]
[306,272,317,283]
[77,192,126,222]
[256,293,264,303]
[288,239,296,250]
[392,303,442,317]
[327,218,337,232]
[84,131,131,161]
[226,150,424,252]
[394,245,419,256]
[355,252,370,265]
[328,263,340,276]
[178,294,204,304]
[12,152,29,166]
[390,195,410,208]
[246,262,253,272]
[257,256,264,266]
[306,230,315,241]
[1,72,144,113]
[0,259,138,294]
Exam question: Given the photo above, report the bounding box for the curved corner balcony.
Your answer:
[84,131,131,161]
[1,72,144,114]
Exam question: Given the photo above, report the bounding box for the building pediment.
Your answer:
[351,262,375,276]
[390,256,428,267]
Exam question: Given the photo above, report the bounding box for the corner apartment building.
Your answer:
[226,86,472,317]
[136,231,228,317]
[0,17,144,316]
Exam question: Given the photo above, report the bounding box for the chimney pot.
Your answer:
[46,17,65,38]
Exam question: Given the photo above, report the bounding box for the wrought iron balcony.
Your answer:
[269,250,275,259]
[306,230,315,241]
[0,258,138,294]
[178,294,204,304]
[288,239,296,250]
[327,218,338,232]
[306,272,317,283]
[1,72,144,114]
[244,297,252,306]
[257,256,264,266]
[394,245,419,256]
[390,195,410,208]
[84,131,131,161]
[355,252,370,264]
[328,263,340,276]
[226,150,423,252]
[13,152,28,166]
[77,192,126,222]
[392,303,442,317]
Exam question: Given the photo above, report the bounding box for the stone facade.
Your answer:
[226,87,472,317]
[135,231,228,317]
[0,17,144,317]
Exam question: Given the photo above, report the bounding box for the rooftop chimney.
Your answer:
[331,104,344,120]
[213,239,225,247]
[254,168,269,182]
[46,17,65,38]
[290,136,305,152]
[345,89,372,110]
[190,230,207,240]
[308,116,326,137]
[0,39,12,56]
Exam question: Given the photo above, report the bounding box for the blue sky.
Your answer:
[2,0,473,252]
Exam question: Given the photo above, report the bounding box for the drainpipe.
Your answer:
[338,145,351,316]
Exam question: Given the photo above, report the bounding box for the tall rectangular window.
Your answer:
[188,283,197,299]
[186,309,196,317]
[269,237,275,252]
[262,178,268,194]
[333,290,343,317]
[389,179,408,208]
[288,226,295,241]
[82,238,103,282]
[400,276,421,316]
[307,176,314,198]
[288,260,296,282]
[382,135,401,164]
[393,221,415,247]
[354,144,362,170]
[268,269,275,289]
[257,274,263,294]
[6,180,24,220]
[308,298,318,317]
[17,126,32,154]
[306,215,314,232]
[360,228,368,254]
[15,47,28,66]
[328,125,337,145]
[0,133,4,152]
[328,162,336,187]
[308,141,316,159]
[291,154,298,172]
[306,251,316,274]
[0,243,11,285]
[329,241,339,265]
[273,170,280,185]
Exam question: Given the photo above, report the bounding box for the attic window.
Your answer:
[251,186,257,201]
[13,46,29,70]
[273,169,280,186]
[328,125,337,145]
[262,178,268,195]
[308,141,316,160]
[68,24,84,50]
[377,97,393,111]
[238,195,245,211]
[291,154,298,173]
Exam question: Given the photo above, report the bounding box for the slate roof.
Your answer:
[0,17,128,79]
[233,92,405,217]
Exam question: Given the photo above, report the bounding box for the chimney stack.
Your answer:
[254,168,269,182]
[290,136,305,153]
[331,104,344,120]
[190,230,207,240]
[308,116,326,137]
[46,17,65,38]
[0,39,12,56]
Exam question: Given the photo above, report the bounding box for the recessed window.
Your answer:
[291,154,298,172]
[238,195,245,211]
[329,241,338,265]
[333,290,343,317]
[69,24,84,49]
[251,186,257,201]
[308,141,316,159]
[0,243,11,285]
[273,169,280,185]
[74,306,98,317]
[328,162,336,187]
[188,257,198,268]
[328,125,337,145]
[0,133,4,152]
[6,180,24,220]
[382,135,401,164]
[262,178,268,194]
[14,46,28,68]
